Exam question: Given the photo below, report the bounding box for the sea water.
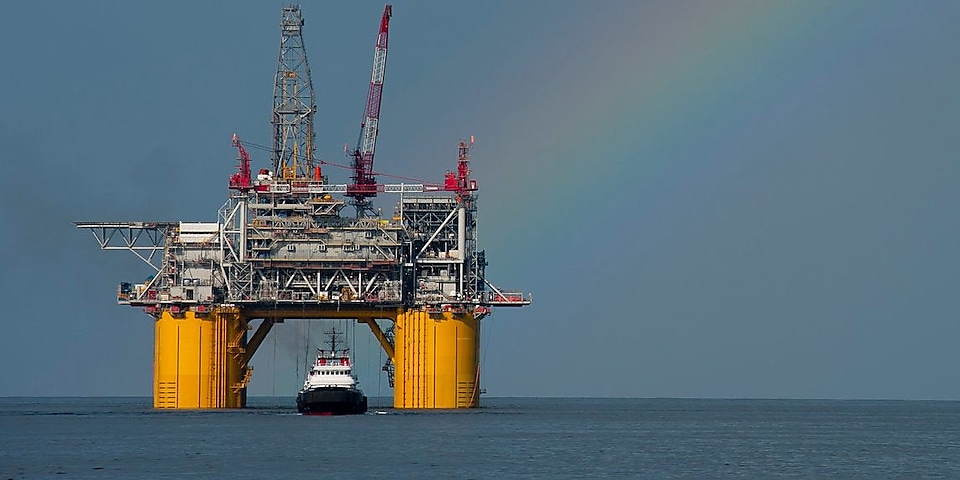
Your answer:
[1,397,958,479]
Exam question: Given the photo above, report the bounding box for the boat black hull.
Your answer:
[297,388,367,415]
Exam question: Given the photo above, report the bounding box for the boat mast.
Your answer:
[323,327,346,354]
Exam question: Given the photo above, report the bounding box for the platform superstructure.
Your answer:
[77,4,529,410]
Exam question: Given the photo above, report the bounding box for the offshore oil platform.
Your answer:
[76,5,529,409]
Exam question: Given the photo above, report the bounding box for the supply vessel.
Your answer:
[297,329,368,415]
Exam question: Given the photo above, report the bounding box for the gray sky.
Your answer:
[1,1,958,399]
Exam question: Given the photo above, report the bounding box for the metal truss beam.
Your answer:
[76,222,175,272]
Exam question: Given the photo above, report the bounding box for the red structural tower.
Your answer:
[348,4,392,217]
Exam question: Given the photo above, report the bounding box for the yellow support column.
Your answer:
[218,306,249,408]
[393,309,479,409]
[153,308,247,409]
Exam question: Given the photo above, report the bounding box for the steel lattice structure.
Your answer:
[272,6,317,181]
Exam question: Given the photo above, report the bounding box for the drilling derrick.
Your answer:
[273,5,318,181]
[77,4,529,410]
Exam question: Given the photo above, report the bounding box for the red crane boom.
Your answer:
[348,4,392,216]
[229,133,252,191]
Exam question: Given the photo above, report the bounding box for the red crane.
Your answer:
[348,4,392,216]
[229,133,253,192]
[444,136,479,196]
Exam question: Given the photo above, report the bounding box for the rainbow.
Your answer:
[473,1,888,235]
